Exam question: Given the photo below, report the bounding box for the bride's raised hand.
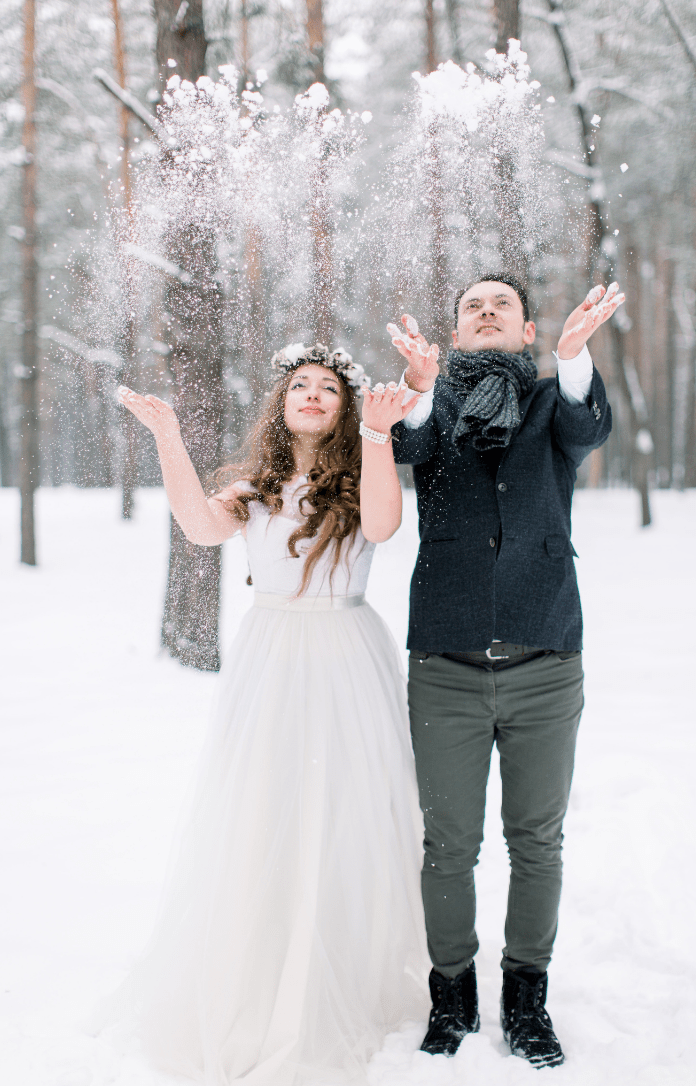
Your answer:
[360,382,420,435]
[386,314,439,392]
[117,386,181,445]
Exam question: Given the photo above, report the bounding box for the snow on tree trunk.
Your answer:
[153,0,224,671]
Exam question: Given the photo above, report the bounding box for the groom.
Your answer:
[388,274,620,1068]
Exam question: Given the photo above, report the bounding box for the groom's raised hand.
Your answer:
[387,314,440,392]
[557,282,626,360]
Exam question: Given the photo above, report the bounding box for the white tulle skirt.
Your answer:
[128,593,428,1086]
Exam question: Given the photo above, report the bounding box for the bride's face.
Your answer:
[284,364,343,437]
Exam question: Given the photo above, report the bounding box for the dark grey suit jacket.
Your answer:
[391,368,612,652]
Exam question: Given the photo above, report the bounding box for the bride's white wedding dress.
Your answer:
[125,479,428,1086]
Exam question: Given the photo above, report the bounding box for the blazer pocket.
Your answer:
[420,537,457,545]
[544,534,579,559]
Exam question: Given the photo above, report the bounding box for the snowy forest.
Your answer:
[2,5,696,1083]
[2,0,696,667]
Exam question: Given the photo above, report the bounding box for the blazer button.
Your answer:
[497,482,507,492]
[489,537,496,547]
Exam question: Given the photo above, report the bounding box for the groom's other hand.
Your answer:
[387,314,440,392]
[557,282,625,359]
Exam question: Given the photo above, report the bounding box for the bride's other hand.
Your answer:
[117,386,181,445]
[386,314,439,392]
[116,386,241,546]
[361,382,420,436]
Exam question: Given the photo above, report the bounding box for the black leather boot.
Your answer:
[501,968,565,1068]
[420,963,480,1056]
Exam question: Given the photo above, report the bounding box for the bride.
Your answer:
[116,343,428,1086]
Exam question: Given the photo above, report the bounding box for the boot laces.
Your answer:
[515,977,552,1031]
[435,979,463,1023]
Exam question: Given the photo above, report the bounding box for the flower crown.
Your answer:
[270,342,371,390]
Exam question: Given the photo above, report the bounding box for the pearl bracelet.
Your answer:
[359,421,390,445]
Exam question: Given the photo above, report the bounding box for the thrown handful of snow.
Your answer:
[387,314,424,352]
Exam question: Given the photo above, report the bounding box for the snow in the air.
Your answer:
[1,486,695,1085]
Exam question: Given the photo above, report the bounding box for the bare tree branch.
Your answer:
[544,148,598,180]
[39,324,123,368]
[124,242,193,285]
[93,67,177,148]
[658,0,696,77]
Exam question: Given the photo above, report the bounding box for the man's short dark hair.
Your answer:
[454,273,531,325]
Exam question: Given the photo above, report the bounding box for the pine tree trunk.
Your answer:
[490,0,529,284]
[19,0,39,566]
[238,6,266,404]
[154,0,206,91]
[546,0,652,524]
[421,3,449,344]
[306,0,325,84]
[493,0,519,54]
[425,0,437,73]
[153,0,225,671]
[0,365,12,486]
[112,0,138,519]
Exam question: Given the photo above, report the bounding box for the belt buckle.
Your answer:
[486,643,509,660]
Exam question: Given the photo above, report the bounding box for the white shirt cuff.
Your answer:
[554,344,593,405]
[399,371,435,429]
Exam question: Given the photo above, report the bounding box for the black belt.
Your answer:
[426,643,550,671]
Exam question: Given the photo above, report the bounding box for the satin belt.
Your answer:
[253,592,366,612]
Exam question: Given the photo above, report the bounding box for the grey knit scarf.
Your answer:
[444,347,538,453]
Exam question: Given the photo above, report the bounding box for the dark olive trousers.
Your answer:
[408,650,584,977]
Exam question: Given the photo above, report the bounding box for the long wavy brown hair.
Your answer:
[212,367,362,596]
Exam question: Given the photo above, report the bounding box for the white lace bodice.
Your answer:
[242,478,374,597]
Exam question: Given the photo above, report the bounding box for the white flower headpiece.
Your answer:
[270,342,371,391]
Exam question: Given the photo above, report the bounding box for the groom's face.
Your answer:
[452,281,536,354]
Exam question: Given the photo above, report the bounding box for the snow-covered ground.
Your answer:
[1,486,694,1086]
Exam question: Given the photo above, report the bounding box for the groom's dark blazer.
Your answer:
[391,368,612,652]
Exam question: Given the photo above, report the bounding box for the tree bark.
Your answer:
[306,0,325,84]
[19,0,39,566]
[153,0,225,671]
[444,0,462,65]
[425,0,437,72]
[493,0,520,55]
[112,0,138,519]
[490,0,528,284]
[664,258,677,486]
[238,3,266,404]
[240,0,250,85]
[154,0,207,90]
[684,343,696,487]
[0,363,12,486]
